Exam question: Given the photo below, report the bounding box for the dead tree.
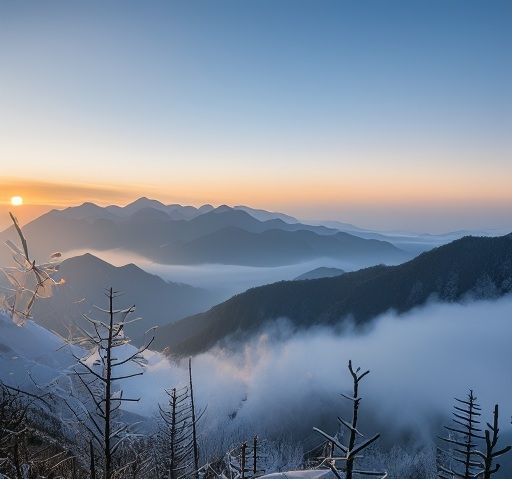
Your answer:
[1,212,62,325]
[157,360,205,479]
[67,287,154,479]
[189,358,200,479]
[473,405,511,478]
[226,441,249,479]
[313,360,387,479]
[210,436,264,479]
[158,386,196,479]
[438,390,484,479]
[90,439,97,479]
[252,436,258,477]
[206,436,286,479]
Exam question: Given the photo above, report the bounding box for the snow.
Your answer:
[0,310,75,388]
[0,309,171,416]
[259,470,339,479]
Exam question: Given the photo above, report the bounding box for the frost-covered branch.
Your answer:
[1,212,63,325]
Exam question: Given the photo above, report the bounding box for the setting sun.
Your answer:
[10,196,23,206]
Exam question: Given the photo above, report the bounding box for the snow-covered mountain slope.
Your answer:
[0,311,74,388]
[0,310,173,418]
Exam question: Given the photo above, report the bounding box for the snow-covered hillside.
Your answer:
[0,311,74,388]
[0,310,173,417]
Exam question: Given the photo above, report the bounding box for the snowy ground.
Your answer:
[259,470,337,479]
[0,311,74,389]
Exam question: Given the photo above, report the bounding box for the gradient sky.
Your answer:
[0,1,511,232]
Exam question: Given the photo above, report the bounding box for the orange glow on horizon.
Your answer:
[1,173,512,212]
[0,174,511,233]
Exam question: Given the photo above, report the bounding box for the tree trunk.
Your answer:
[104,288,114,479]
[189,358,199,479]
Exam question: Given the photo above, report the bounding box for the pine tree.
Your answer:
[438,390,483,479]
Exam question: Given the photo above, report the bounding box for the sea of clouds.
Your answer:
[118,295,512,444]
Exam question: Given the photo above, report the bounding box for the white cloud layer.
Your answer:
[119,296,512,442]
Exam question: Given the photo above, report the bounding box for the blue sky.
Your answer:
[0,1,511,232]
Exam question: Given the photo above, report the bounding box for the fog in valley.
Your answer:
[117,296,512,446]
[63,248,398,299]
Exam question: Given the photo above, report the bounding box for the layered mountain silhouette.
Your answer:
[294,267,346,280]
[153,233,512,355]
[0,198,405,267]
[30,253,218,342]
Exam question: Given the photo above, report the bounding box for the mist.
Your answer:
[63,248,387,299]
[121,296,512,445]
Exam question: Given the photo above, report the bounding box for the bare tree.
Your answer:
[313,360,386,479]
[224,436,269,479]
[190,358,200,479]
[438,393,511,479]
[158,386,196,479]
[473,405,510,478]
[67,287,154,479]
[156,359,206,479]
[438,390,484,479]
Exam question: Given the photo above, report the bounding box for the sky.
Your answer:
[0,0,511,232]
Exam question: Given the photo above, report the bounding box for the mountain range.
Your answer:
[0,198,406,267]
[29,253,218,342]
[56,198,299,224]
[152,233,512,355]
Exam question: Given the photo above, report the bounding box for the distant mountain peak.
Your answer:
[125,197,167,209]
[65,251,110,267]
[294,267,346,281]
[30,252,218,344]
[214,205,232,213]
[234,205,298,224]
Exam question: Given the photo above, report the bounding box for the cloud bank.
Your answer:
[121,296,512,444]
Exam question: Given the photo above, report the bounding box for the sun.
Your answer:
[10,196,23,206]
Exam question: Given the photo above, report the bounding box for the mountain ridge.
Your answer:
[294,267,346,280]
[31,252,219,342]
[0,200,406,267]
[152,233,512,355]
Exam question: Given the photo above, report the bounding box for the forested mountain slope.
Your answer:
[154,233,512,354]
